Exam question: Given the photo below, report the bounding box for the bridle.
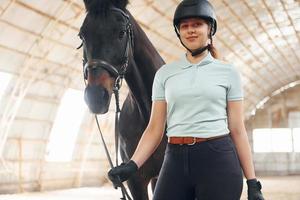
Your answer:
[78,7,134,200]
[81,7,134,83]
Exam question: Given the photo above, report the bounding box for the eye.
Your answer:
[192,22,199,28]
[196,22,204,27]
[119,30,126,39]
[179,23,188,30]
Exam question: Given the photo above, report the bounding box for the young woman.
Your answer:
[108,0,265,199]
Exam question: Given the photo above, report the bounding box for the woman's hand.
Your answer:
[108,101,166,189]
[108,160,138,188]
[247,179,265,200]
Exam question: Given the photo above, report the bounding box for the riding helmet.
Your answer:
[173,0,217,36]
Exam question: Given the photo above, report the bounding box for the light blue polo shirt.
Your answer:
[152,52,243,138]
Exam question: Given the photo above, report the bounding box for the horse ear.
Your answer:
[83,0,128,13]
[83,0,102,12]
[112,0,129,9]
[83,0,92,11]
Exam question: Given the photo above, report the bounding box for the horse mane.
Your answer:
[83,0,129,15]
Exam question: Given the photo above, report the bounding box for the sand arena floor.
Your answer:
[0,176,299,200]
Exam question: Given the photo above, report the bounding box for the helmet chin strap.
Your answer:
[191,45,209,56]
[179,37,209,57]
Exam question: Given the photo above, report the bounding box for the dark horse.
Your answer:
[79,0,166,199]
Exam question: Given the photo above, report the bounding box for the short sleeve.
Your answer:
[227,66,244,101]
[152,70,165,101]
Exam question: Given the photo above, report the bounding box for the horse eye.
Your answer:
[119,30,126,39]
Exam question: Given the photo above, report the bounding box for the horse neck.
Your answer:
[124,13,165,119]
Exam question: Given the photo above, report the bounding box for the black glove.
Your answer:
[247,179,265,200]
[108,160,138,189]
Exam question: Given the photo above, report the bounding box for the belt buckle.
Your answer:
[187,137,196,145]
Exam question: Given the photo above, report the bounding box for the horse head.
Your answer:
[79,0,132,114]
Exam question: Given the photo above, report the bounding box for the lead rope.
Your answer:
[113,76,122,166]
[112,75,129,200]
[100,74,132,200]
[94,115,132,200]
[83,75,132,200]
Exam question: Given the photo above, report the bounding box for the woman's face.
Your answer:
[178,18,210,51]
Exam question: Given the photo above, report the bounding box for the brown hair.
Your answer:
[207,23,220,59]
[208,42,220,59]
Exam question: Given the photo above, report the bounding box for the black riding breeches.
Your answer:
[152,135,243,200]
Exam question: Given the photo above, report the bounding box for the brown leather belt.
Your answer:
[168,134,228,145]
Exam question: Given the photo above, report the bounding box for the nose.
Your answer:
[187,26,196,34]
[84,84,111,114]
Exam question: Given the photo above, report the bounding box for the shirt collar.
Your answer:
[179,52,214,69]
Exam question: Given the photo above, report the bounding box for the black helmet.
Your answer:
[173,0,217,36]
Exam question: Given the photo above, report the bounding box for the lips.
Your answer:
[186,36,198,40]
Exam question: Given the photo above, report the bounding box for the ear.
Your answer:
[83,0,111,13]
[83,0,94,12]
[83,0,128,13]
[112,0,129,9]
[83,0,98,12]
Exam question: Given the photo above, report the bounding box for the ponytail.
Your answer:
[207,23,220,59]
[208,36,220,59]
[208,43,220,59]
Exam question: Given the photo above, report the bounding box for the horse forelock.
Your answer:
[83,0,128,15]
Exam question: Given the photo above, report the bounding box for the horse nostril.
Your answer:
[84,84,111,114]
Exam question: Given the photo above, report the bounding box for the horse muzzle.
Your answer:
[84,84,111,114]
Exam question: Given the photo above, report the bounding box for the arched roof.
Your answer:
[0,0,299,120]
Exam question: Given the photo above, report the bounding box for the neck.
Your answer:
[186,50,208,64]
[124,12,165,119]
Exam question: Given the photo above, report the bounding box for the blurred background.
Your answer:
[0,0,299,199]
